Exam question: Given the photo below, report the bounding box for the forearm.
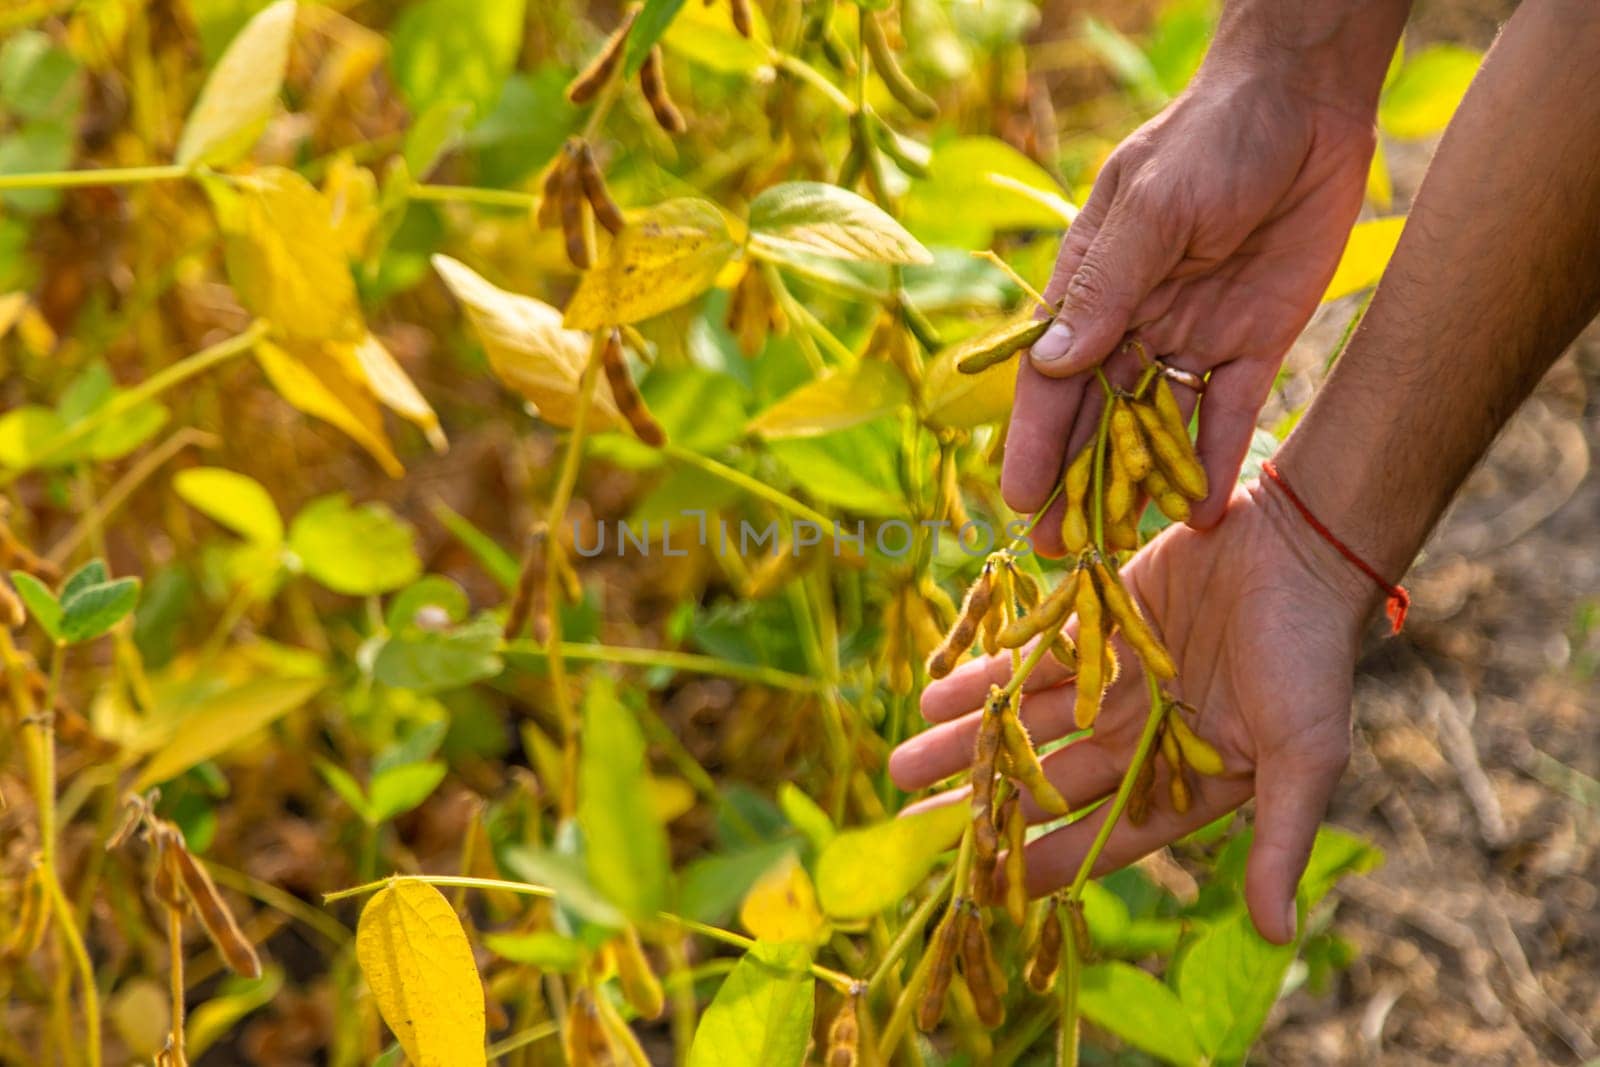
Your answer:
[1203,0,1412,114]
[1278,0,1600,590]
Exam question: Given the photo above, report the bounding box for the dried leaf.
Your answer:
[563,198,737,329]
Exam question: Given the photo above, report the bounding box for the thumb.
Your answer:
[1030,196,1179,378]
[1244,721,1351,944]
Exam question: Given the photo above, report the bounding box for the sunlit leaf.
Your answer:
[253,338,404,478]
[1079,961,1203,1066]
[1378,44,1481,140]
[1178,909,1296,1063]
[176,0,296,166]
[659,0,769,74]
[373,617,503,693]
[578,676,669,920]
[287,494,421,596]
[1081,15,1167,107]
[214,166,362,342]
[687,942,814,1067]
[367,761,448,823]
[1322,217,1405,303]
[920,326,1022,429]
[903,136,1075,247]
[348,332,446,452]
[739,853,828,945]
[564,198,738,330]
[173,467,284,547]
[483,931,583,971]
[777,783,834,852]
[388,0,525,120]
[767,419,905,516]
[356,879,487,1067]
[749,182,932,267]
[747,361,909,439]
[497,845,625,929]
[815,802,966,919]
[432,254,622,430]
[1365,145,1393,211]
[9,570,61,640]
[135,676,325,789]
[0,406,65,470]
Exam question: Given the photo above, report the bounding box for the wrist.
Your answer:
[1202,0,1410,117]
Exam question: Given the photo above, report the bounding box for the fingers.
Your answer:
[1031,195,1183,378]
[1244,723,1351,945]
[1002,358,1085,514]
[900,735,1124,822]
[1188,358,1279,529]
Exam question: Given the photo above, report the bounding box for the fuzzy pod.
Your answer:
[169,843,262,978]
[1105,506,1140,553]
[1168,708,1226,776]
[971,699,1004,897]
[1072,572,1104,730]
[613,924,665,1020]
[1060,446,1095,553]
[1104,433,1134,526]
[565,7,639,104]
[576,142,627,235]
[980,602,1003,657]
[1002,795,1029,927]
[997,566,1078,650]
[926,565,993,679]
[1132,397,1207,501]
[917,904,965,1031]
[1024,903,1062,993]
[1066,899,1093,963]
[1127,752,1157,826]
[639,47,687,134]
[1169,766,1192,814]
[600,330,667,447]
[1061,496,1090,555]
[558,155,594,270]
[1000,707,1070,817]
[1049,631,1078,673]
[861,11,938,119]
[958,908,1006,1027]
[955,317,1050,374]
[1142,466,1191,523]
[1160,716,1184,775]
[1111,399,1153,480]
[1093,561,1176,680]
[825,991,861,1067]
[1010,566,1041,613]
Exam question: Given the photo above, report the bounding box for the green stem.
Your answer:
[0,163,188,192]
[1068,671,1167,898]
[1059,900,1080,1067]
[770,51,855,114]
[486,1021,560,1060]
[500,638,823,692]
[866,865,955,998]
[662,443,839,533]
[0,321,266,488]
[1089,371,1114,552]
[666,915,855,991]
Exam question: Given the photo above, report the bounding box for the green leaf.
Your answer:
[767,419,905,516]
[678,841,798,926]
[497,845,625,929]
[287,494,421,597]
[9,571,61,640]
[368,761,448,823]
[563,198,738,330]
[815,802,966,919]
[777,784,834,852]
[747,362,909,439]
[61,559,108,603]
[749,182,932,267]
[482,931,584,971]
[429,500,520,591]
[577,677,669,920]
[185,968,283,1061]
[59,577,140,643]
[373,617,503,693]
[0,406,67,470]
[135,676,325,789]
[316,758,375,823]
[389,0,527,120]
[176,0,296,166]
[627,0,691,77]
[0,119,73,214]
[1079,961,1204,1066]
[86,399,167,461]
[1298,827,1384,908]
[174,467,284,547]
[903,136,1077,247]
[687,942,814,1067]
[1081,15,1167,107]
[1178,908,1297,1062]
[385,576,470,634]
[403,100,472,179]
[1322,217,1405,303]
[0,31,83,123]
[1378,44,1481,140]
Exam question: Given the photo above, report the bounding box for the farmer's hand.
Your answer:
[888,483,1378,944]
[1009,5,1406,542]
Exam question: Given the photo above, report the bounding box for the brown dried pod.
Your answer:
[601,329,667,447]
[169,843,261,978]
[1066,898,1094,962]
[970,699,1004,899]
[639,47,687,134]
[1002,794,1028,927]
[825,989,861,1067]
[559,152,594,270]
[729,0,753,37]
[1127,751,1158,827]
[958,906,1006,1028]
[565,7,640,105]
[1024,903,1063,993]
[576,141,627,235]
[537,155,566,230]
[917,904,965,1031]
[926,563,993,679]
[563,987,613,1066]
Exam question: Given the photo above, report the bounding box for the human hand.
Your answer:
[888,482,1377,944]
[1008,70,1376,544]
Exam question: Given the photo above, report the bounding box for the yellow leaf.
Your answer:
[563,198,737,329]
[1365,146,1393,211]
[254,338,403,477]
[134,676,324,790]
[345,333,447,453]
[646,775,697,823]
[739,853,829,945]
[176,0,296,166]
[432,255,621,430]
[1378,44,1481,141]
[322,154,381,258]
[747,361,909,439]
[356,879,487,1067]
[815,803,967,920]
[920,325,1022,430]
[216,166,362,342]
[1322,217,1406,304]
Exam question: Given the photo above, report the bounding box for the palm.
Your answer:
[889,487,1370,943]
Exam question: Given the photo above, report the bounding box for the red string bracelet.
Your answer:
[1259,460,1410,633]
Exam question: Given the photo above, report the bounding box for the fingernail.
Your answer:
[1282,899,1298,940]
[1031,321,1073,364]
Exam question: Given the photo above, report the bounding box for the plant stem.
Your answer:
[322,874,558,905]
[667,916,855,991]
[661,443,839,533]
[0,163,188,191]
[1089,372,1114,552]
[500,638,823,692]
[1067,671,1167,898]
[1058,903,1080,1067]
[168,908,186,1066]
[485,1021,560,1060]
[0,321,265,489]
[545,334,606,817]
[865,865,956,998]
